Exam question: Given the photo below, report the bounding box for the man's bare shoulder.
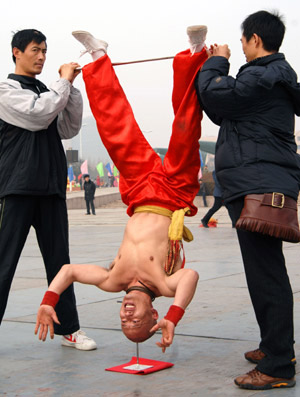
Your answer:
[163,268,199,290]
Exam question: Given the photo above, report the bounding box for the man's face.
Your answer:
[84,177,89,182]
[120,291,158,342]
[241,34,257,63]
[13,40,47,77]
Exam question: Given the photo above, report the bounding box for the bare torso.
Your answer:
[108,212,182,296]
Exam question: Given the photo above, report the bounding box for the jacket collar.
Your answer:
[239,53,285,73]
[7,73,48,93]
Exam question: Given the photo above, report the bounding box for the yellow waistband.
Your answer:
[134,205,193,242]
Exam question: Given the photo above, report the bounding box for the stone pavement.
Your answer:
[1,200,300,397]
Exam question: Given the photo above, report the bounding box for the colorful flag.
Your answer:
[68,165,74,182]
[200,150,204,168]
[105,162,112,176]
[113,165,119,177]
[96,162,104,177]
[80,160,88,175]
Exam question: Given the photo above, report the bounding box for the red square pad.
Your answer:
[105,356,174,375]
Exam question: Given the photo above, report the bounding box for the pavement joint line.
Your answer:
[198,272,245,282]
[1,320,256,342]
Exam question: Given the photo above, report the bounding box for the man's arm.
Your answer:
[56,63,83,139]
[197,45,261,121]
[35,264,121,341]
[150,269,199,352]
[165,268,199,309]
[0,79,71,131]
[0,63,81,132]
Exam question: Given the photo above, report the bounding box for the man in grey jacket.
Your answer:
[0,29,96,350]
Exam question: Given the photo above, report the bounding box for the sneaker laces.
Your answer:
[79,48,103,57]
[247,369,261,379]
[73,329,91,340]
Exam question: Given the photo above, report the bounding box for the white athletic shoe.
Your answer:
[187,25,207,54]
[72,30,108,58]
[61,330,97,351]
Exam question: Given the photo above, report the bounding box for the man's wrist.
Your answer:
[40,291,60,308]
[164,305,185,326]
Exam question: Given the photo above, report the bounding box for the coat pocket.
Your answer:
[215,122,243,171]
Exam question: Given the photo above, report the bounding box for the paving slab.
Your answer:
[1,204,299,396]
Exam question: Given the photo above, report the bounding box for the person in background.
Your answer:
[201,170,235,227]
[201,170,223,227]
[0,29,96,351]
[83,174,96,215]
[96,175,101,188]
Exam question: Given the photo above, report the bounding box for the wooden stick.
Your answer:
[75,55,174,71]
[112,56,174,66]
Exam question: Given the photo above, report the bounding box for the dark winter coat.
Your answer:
[84,180,96,200]
[196,53,300,202]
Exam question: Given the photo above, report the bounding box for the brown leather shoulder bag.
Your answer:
[236,193,300,243]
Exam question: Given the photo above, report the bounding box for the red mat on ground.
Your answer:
[105,356,174,375]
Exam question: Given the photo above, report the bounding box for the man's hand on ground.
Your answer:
[150,318,175,353]
[35,305,60,341]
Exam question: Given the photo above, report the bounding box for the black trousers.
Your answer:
[202,196,223,223]
[231,197,295,379]
[85,198,95,214]
[0,195,79,335]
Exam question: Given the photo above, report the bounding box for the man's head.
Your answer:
[120,291,158,343]
[11,29,47,77]
[241,11,285,62]
[84,174,90,182]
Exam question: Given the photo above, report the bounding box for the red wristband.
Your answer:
[164,305,185,326]
[41,291,60,308]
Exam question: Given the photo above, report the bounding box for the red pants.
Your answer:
[82,49,207,217]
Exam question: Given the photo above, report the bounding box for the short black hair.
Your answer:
[11,29,47,63]
[241,10,285,52]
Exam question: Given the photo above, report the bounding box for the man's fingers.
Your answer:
[156,342,166,353]
[42,325,49,342]
[34,321,39,335]
[49,322,55,340]
[162,335,172,345]
[38,324,44,341]
[150,324,160,333]
[52,312,61,325]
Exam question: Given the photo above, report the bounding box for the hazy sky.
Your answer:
[1,0,300,147]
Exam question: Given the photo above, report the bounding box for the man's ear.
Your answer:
[151,308,159,320]
[252,33,262,48]
[13,47,22,60]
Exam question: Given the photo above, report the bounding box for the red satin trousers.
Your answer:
[82,48,207,217]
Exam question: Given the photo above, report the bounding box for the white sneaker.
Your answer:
[61,330,97,351]
[187,25,207,54]
[72,30,108,58]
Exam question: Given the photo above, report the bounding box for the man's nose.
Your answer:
[38,51,46,60]
[125,310,133,317]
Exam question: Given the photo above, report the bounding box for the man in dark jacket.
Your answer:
[83,174,96,215]
[197,11,300,390]
[0,29,96,350]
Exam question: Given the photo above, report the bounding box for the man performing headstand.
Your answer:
[35,27,208,352]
